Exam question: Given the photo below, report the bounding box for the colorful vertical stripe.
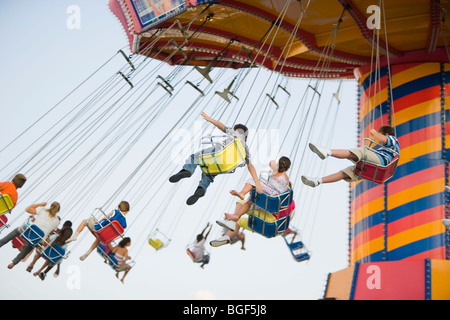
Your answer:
[350,62,449,264]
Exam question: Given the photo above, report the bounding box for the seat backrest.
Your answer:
[250,189,293,214]
[149,238,164,250]
[198,138,247,175]
[96,220,124,244]
[12,236,26,250]
[0,193,14,215]
[0,214,8,226]
[97,243,118,268]
[288,240,304,251]
[293,252,311,262]
[42,244,66,265]
[248,214,290,238]
[22,225,45,246]
[355,155,399,184]
[186,248,195,260]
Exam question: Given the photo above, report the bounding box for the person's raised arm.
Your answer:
[370,129,388,145]
[26,202,47,215]
[200,222,210,236]
[204,224,212,240]
[247,164,263,194]
[201,112,226,133]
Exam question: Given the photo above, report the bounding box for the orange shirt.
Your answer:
[0,182,18,207]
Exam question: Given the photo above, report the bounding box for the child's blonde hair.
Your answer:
[47,202,60,218]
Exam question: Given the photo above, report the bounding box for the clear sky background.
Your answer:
[0,0,358,300]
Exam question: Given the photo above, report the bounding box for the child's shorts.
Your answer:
[341,147,383,182]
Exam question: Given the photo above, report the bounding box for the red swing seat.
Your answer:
[12,236,26,250]
[354,138,399,184]
[89,220,124,244]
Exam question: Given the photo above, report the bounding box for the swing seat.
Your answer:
[0,214,8,228]
[12,236,26,250]
[293,252,311,262]
[21,225,45,246]
[288,240,304,251]
[90,220,124,244]
[247,213,290,238]
[0,193,14,216]
[250,188,293,214]
[186,245,209,263]
[355,154,399,184]
[97,243,119,269]
[97,242,135,272]
[148,228,171,250]
[41,244,66,265]
[354,138,399,184]
[148,238,164,250]
[283,237,311,262]
[198,137,246,175]
[186,248,195,260]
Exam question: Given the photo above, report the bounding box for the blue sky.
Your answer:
[0,0,358,300]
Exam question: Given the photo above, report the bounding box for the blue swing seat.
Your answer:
[247,214,290,238]
[96,242,135,272]
[250,188,293,214]
[283,236,311,262]
[41,244,66,265]
[293,252,311,262]
[97,243,119,270]
[22,225,45,246]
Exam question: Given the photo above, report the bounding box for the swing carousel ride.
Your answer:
[1,0,450,299]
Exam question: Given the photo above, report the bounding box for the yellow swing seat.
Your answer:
[198,137,246,175]
[0,193,14,216]
[148,238,164,250]
[148,228,171,251]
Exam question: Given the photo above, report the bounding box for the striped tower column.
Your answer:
[350,62,450,264]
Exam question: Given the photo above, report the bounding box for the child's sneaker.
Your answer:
[210,235,231,247]
[442,219,450,227]
[445,186,450,192]
[309,143,331,160]
[186,187,205,205]
[169,169,192,183]
[216,219,236,231]
[301,176,320,188]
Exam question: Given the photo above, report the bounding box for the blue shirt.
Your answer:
[94,209,127,231]
[372,135,400,165]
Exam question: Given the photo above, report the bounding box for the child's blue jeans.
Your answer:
[182,146,218,192]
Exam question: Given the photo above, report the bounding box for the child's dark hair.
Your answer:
[12,174,27,189]
[378,126,396,137]
[53,222,73,246]
[118,201,130,212]
[278,156,291,172]
[196,234,204,242]
[118,237,131,247]
[233,124,248,135]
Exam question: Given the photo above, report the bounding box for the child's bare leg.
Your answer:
[237,232,245,250]
[230,183,253,200]
[321,171,350,184]
[27,251,42,271]
[33,261,50,276]
[330,149,358,162]
[225,201,251,221]
[67,219,87,242]
[80,239,100,261]
[226,224,241,239]
[121,268,130,283]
